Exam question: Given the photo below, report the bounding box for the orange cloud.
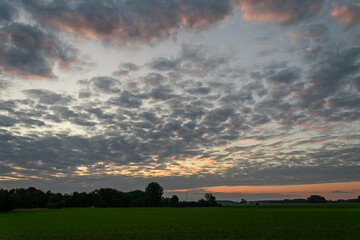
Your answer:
[238,137,257,142]
[238,0,322,25]
[331,4,360,25]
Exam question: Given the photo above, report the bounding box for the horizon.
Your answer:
[1,0,360,202]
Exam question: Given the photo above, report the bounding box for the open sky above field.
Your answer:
[0,0,360,201]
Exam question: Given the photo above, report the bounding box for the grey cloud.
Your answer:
[150,57,179,71]
[300,46,360,109]
[0,100,17,113]
[0,79,11,90]
[186,87,211,95]
[23,89,73,105]
[353,76,360,91]
[0,22,79,79]
[202,108,234,126]
[142,73,167,85]
[256,48,280,58]
[112,62,139,76]
[180,44,229,75]
[122,62,140,71]
[0,1,17,23]
[73,117,96,127]
[21,118,46,127]
[78,89,92,99]
[147,87,178,101]
[139,112,160,123]
[86,108,115,121]
[0,115,18,126]
[91,76,121,93]
[268,66,301,85]
[303,23,330,43]
[108,90,142,108]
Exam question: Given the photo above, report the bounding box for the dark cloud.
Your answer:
[22,0,234,44]
[0,115,18,127]
[108,90,142,108]
[112,62,140,77]
[91,76,121,93]
[0,22,79,79]
[0,1,17,23]
[268,66,301,85]
[23,89,73,105]
[150,57,179,71]
[186,87,211,95]
[238,0,324,25]
[141,73,167,85]
[300,46,360,109]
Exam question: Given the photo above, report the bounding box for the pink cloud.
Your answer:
[331,4,360,26]
[238,0,323,25]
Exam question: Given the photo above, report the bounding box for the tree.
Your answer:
[204,193,217,206]
[0,189,12,212]
[307,195,326,203]
[145,182,163,206]
[170,195,179,206]
[128,190,147,207]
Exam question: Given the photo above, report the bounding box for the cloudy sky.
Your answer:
[0,0,360,201]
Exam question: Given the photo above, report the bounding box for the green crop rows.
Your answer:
[0,205,359,240]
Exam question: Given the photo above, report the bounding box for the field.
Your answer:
[0,205,359,240]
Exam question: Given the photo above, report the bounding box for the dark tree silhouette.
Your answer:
[0,189,12,212]
[308,195,326,203]
[128,190,147,207]
[170,195,179,206]
[145,182,163,206]
[204,193,217,206]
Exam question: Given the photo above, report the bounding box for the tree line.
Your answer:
[0,182,219,212]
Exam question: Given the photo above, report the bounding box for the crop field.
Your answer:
[0,205,359,240]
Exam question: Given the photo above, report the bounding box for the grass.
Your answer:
[0,204,359,239]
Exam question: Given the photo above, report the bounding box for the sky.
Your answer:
[0,0,360,201]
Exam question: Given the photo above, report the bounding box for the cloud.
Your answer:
[0,1,17,23]
[23,0,234,45]
[108,90,143,108]
[150,57,179,71]
[23,89,73,105]
[0,79,11,90]
[0,23,79,79]
[238,0,323,25]
[0,115,18,127]
[331,3,360,27]
[268,66,301,85]
[90,76,121,93]
[331,190,352,194]
[299,46,360,109]
[112,62,140,77]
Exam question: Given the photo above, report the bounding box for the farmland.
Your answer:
[0,205,359,240]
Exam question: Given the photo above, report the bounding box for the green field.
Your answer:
[1,205,359,240]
